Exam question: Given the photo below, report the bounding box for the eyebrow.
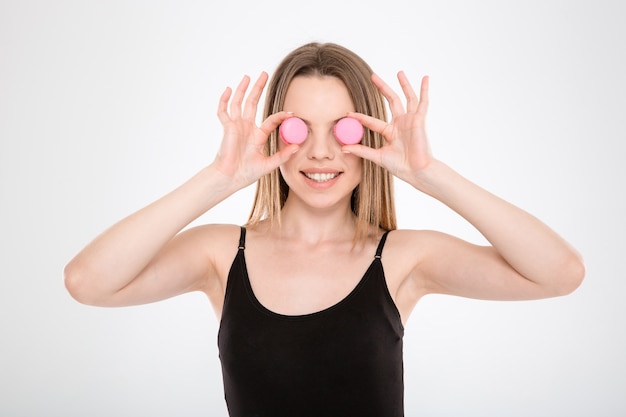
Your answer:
[298,116,345,126]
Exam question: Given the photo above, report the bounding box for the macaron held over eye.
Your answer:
[278,117,308,144]
[333,118,364,145]
[279,117,364,145]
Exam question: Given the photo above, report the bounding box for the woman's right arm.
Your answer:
[64,72,299,308]
[64,166,235,307]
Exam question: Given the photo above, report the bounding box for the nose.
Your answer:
[306,127,338,160]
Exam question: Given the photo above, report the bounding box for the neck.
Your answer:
[275,198,357,244]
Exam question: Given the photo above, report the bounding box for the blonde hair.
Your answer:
[246,42,396,242]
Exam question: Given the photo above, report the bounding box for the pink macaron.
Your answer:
[279,117,308,144]
[333,117,364,145]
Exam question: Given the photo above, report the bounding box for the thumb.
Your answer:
[341,144,382,165]
[267,145,300,168]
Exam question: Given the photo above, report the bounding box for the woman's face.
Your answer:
[279,75,362,211]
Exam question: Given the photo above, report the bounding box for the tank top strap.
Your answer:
[238,227,389,256]
[238,227,246,250]
[374,230,391,259]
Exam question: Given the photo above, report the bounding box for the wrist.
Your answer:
[197,164,245,200]
[409,159,459,198]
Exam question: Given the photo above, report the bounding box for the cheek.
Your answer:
[278,161,297,182]
[348,156,364,175]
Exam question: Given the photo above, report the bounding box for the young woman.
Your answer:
[64,42,585,416]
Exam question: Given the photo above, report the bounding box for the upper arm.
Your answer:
[412,230,550,301]
[389,229,564,309]
[102,224,238,308]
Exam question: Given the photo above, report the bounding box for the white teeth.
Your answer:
[304,172,339,182]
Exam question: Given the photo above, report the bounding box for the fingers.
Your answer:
[417,75,429,115]
[397,71,419,113]
[371,72,429,115]
[347,111,390,138]
[243,72,269,120]
[229,75,250,118]
[269,143,300,166]
[218,72,268,124]
[259,111,294,137]
[371,73,405,117]
[340,143,382,166]
[217,87,232,125]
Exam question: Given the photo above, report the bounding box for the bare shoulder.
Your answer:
[385,228,468,259]
[383,228,445,259]
[184,223,242,248]
[176,223,242,298]
[381,229,432,279]
[182,222,242,268]
[381,229,453,322]
[383,228,477,281]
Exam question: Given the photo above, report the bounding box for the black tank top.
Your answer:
[218,228,404,417]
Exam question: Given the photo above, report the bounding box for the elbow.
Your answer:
[63,259,87,304]
[550,253,586,297]
[63,259,100,306]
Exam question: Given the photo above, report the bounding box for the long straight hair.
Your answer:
[246,42,396,243]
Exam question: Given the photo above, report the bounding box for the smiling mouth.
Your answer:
[303,172,341,182]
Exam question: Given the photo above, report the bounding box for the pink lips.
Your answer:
[300,167,343,189]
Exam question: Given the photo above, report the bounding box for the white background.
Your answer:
[1,0,624,416]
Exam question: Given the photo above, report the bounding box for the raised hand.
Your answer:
[214,72,299,188]
[343,72,432,185]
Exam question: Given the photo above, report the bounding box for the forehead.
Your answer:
[283,76,355,117]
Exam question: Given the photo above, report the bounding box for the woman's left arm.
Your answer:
[411,159,585,299]
[345,72,585,300]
